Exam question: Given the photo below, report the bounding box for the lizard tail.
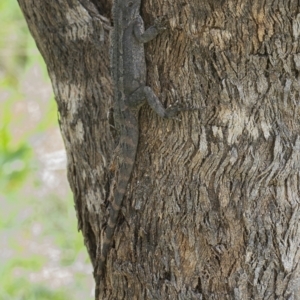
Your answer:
[98,117,139,277]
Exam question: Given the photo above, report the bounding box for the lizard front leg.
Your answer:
[133,16,167,43]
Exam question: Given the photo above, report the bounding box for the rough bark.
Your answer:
[18,0,300,299]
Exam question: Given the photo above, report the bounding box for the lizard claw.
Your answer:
[165,101,202,119]
[154,16,168,32]
[164,102,184,118]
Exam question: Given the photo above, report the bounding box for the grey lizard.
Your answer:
[96,0,186,284]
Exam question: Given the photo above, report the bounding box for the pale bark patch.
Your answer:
[86,189,102,213]
[212,126,223,139]
[292,14,300,40]
[199,126,208,154]
[65,5,92,40]
[75,120,85,143]
[293,53,300,70]
[57,82,82,117]
[261,120,271,140]
[210,29,232,51]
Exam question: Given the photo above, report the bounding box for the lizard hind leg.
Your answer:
[127,85,168,117]
[128,85,187,119]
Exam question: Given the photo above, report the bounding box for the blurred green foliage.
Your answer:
[0,2,32,193]
[0,2,93,299]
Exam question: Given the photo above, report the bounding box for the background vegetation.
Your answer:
[0,2,93,299]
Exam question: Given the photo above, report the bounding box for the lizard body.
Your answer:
[98,0,181,279]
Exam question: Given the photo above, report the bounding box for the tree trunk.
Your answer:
[18,0,300,299]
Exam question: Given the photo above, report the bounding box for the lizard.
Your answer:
[96,0,187,281]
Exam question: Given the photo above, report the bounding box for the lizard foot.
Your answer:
[154,16,168,33]
[165,101,203,119]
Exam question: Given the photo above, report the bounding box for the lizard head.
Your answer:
[121,0,141,22]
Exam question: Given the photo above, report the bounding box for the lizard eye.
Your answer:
[128,1,133,7]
